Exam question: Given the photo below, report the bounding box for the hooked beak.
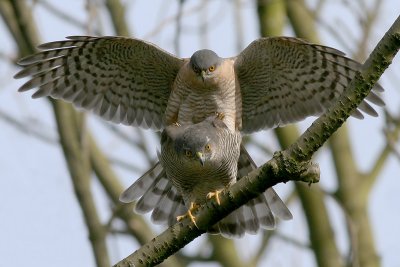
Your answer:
[196,151,206,166]
[200,70,206,82]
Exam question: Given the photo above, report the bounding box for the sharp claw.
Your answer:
[176,202,199,228]
[207,190,223,205]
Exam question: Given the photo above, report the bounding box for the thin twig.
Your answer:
[364,109,400,188]
[0,108,57,144]
[143,2,205,40]
[174,0,185,56]
[39,0,90,32]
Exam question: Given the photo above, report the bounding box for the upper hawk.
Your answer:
[14,36,384,133]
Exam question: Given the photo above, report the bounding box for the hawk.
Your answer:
[120,116,292,237]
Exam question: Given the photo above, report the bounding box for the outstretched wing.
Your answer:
[15,36,184,130]
[235,37,385,133]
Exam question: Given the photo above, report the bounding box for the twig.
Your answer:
[105,0,131,36]
[174,0,185,56]
[0,109,57,144]
[354,0,382,61]
[108,156,143,173]
[40,0,89,32]
[198,0,209,49]
[275,232,311,249]
[233,0,244,52]
[143,2,205,40]
[364,109,400,190]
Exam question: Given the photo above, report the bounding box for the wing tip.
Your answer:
[119,191,133,203]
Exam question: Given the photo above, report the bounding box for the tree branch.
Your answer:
[105,0,131,36]
[40,1,89,33]
[279,1,343,266]
[208,235,246,267]
[52,102,111,267]
[89,136,155,244]
[365,110,400,187]
[3,2,110,265]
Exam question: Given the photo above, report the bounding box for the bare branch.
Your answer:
[174,0,185,56]
[275,232,311,249]
[233,0,244,52]
[40,1,89,32]
[143,2,205,40]
[365,109,400,187]
[105,0,131,36]
[0,108,57,144]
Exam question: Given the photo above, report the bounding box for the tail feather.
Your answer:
[214,211,246,238]
[119,162,164,203]
[151,185,186,225]
[249,195,276,230]
[240,204,260,234]
[235,144,292,230]
[119,161,186,225]
[213,195,276,237]
[135,171,169,213]
[264,188,293,220]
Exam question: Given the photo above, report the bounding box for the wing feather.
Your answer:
[15,36,184,130]
[235,37,384,133]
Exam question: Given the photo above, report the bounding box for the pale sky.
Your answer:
[0,1,399,266]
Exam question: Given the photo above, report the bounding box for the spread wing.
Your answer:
[15,36,184,130]
[234,37,384,133]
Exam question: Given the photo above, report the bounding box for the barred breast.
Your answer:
[164,60,239,132]
[160,124,241,206]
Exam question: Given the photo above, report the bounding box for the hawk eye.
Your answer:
[208,66,215,72]
[185,150,192,157]
[205,144,211,151]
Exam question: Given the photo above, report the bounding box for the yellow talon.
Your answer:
[176,202,199,228]
[172,121,181,127]
[215,112,225,121]
[207,190,223,205]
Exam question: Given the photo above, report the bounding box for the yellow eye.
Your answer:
[185,150,192,157]
[208,66,215,72]
[205,144,211,151]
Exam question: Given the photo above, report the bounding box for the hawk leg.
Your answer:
[177,202,200,227]
[207,189,223,205]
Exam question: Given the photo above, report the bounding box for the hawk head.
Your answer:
[189,49,223,81]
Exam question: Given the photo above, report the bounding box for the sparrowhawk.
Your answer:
[119,115,292,237]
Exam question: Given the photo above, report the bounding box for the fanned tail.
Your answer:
[119,161,186,225]
[212,145,292,237]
